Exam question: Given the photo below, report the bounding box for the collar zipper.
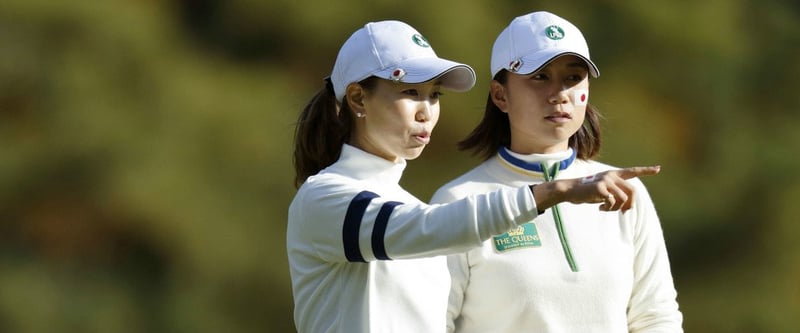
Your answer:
[541,162,579,272]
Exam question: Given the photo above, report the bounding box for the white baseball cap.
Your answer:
[330,20,476,101]
[491,11,600,78]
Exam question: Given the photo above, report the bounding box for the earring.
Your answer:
[356,113,365,118]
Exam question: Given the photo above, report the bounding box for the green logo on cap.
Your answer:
[412,34,430,48]
[545,25,565,40]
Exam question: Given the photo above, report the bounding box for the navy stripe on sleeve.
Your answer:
[342,191,379,262]
[372,201,402,260]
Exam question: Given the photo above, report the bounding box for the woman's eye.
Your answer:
[531,73,548,80]
[403,89,420,96]
[567,74,586,82]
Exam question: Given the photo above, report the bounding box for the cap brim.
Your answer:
[374,57,477,92]
[517,50,600,78]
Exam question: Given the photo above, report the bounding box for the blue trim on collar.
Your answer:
[497,147,577,172]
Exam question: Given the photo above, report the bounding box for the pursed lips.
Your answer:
[545,111,572,122]
[412,130,431,144]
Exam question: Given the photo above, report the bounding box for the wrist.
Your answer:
[530,181,566,213]
[552,179,571,202]
[529,184,546,214]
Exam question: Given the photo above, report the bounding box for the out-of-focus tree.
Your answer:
[0,0,797,332]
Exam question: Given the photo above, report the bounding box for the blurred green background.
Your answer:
[1,0,798,332]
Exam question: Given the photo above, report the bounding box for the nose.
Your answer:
[548,85,570,105]
[415,100,432,122]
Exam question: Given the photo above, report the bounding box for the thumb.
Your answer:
[616,166,661,180]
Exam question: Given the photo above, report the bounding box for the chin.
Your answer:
[402,148,425,160]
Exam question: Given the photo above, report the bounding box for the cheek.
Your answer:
[377,101,409,124]
[574,106,587,123]
[430,105,441,125]
[508,103,538,122]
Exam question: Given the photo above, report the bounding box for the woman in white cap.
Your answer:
[288,19,661,333]
[431,11,683,332]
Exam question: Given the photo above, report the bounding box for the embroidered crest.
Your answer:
[493,223,542,252]
[412,34,430,47]
[545,25,565,40]
[508,59,523,72]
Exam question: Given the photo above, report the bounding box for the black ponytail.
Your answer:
[292,77,379,188]
[293,78,351,188]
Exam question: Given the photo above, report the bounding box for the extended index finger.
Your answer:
[616,166,661,180]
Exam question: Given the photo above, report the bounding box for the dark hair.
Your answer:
[458,70,602,161]
[293,77,379,188]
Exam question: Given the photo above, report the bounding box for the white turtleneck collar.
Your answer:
[499,146,576,172]
[327,144,406,184]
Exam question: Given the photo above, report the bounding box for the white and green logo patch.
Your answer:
[493,223,541,252]
[412,34,430,47]
[545,25,565,40]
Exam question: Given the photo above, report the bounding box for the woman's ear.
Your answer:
[345,83,366,115]
[489,80,509,113]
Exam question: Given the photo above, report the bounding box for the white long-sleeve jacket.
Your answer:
[431,148,683,333]
[287,144,542,333]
